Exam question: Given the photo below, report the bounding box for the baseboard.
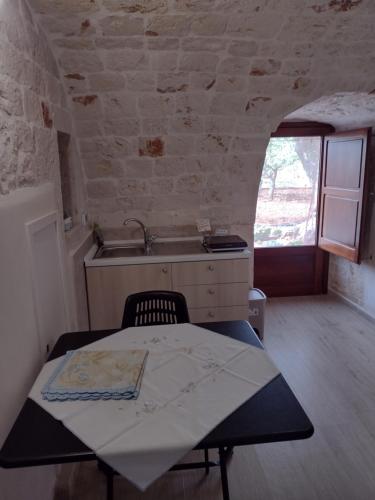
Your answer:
[328,288,375,323]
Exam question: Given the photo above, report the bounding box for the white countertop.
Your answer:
[84,237,250,267]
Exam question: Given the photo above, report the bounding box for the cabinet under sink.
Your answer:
[85,239,250,330]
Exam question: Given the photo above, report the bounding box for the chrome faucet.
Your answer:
[123,218,156,254]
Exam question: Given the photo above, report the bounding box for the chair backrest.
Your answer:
[121,290,190,329]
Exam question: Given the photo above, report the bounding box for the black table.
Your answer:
[0,321,313,500]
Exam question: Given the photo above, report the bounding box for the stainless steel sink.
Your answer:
[95,245,145,259]
[94,240,206,259]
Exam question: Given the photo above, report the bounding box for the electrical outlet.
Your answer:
[215,228,229,236]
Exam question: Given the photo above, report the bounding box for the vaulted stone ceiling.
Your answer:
[288,92,375,130]
[25,0,375,235]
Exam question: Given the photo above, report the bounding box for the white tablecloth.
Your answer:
[30,324,279,490]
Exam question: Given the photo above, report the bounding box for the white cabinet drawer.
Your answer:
[176,283,249,309]
[189,306,249,323]
[172,259,249,286]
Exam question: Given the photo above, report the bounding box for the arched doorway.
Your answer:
[253,93,374,297]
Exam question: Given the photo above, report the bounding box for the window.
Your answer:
[253,123,371,297]
[255,136,321,248]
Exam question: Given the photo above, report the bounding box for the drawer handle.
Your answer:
[208,288,215,295]
[162,267,168,274]
[208,311,215,318]
[208,265,214,271]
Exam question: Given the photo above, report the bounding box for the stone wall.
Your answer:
[27,0,375,242]
[1,2,374,496]
[0,0,88,229]
[1,0,72,195]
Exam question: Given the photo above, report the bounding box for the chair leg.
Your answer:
[204,448,210,475]
[106,470,114,500]
[219,447,230,500]
[98,460,114,500]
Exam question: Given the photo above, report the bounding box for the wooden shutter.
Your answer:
[318,128,371,263]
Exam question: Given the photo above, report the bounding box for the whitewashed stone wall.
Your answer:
[1,0,89,237]
[27,0,375,242]
[0,0,73,195]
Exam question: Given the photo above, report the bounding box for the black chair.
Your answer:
[121,290,190,329]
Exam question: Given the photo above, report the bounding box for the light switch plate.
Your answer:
[196,218,211,233]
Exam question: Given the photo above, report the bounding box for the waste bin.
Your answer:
[248,288,266,340]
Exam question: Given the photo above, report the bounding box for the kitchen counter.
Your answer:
[85,236,251,329]
[84,237,250,267]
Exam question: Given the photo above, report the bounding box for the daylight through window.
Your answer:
[255,136,321,248]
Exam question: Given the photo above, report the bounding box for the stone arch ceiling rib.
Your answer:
[288,92,375,131]
[26,0,375,233]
